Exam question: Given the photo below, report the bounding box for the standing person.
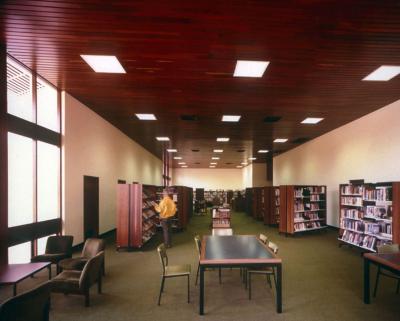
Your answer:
[155,189,176,248]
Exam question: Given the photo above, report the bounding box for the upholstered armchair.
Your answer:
[50,251,104,307]
[59,238,106,275]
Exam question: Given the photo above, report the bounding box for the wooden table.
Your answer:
[0,262,51,296]
[363,252,400,303]
[199,235,282,315]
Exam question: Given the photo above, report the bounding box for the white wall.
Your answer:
[252,163,272,187]
[62,92,162,245]
[172,168,244,189]
[274,99,400,227]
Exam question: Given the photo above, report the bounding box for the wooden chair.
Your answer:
[157,244,191,305]
[0,282,50,321]
[373,243,400,297]
[50,251,104,307]
[247,241,279,300]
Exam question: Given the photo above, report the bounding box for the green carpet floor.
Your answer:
[1,211,399,321]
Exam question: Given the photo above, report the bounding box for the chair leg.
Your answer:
[396,279,400,294]
[195,264,200,286]
[158,277,165,305]
[85,290,90,307]
[98,276,102,294]
[187,275,190,303]
[373,267,381,298]
[102,259,106,276]
[267,274,272,288]
[248,272,252,300]
[219,267,222,284]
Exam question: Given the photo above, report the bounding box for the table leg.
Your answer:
[276,263,282,313]
[13,283,17,296]
[364,258,370,304]
[48,266,52,280]
[200,266,204,315]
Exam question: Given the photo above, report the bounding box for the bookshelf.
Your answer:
[263,186,280,226]
[116,183,158,249]
[245,188,253,216]
[212,208,231,228]
[338,181,400,252]
[280,185,327,234]
[252,187,263,220]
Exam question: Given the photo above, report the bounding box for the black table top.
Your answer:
[200,235,281,265]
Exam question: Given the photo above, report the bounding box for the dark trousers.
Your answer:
[160,218,171,247]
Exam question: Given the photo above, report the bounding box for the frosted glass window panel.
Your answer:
[37,141,60,222]
[37,77,59,132]
[8,133,35,227]
[8,242,31,264]
[7,57,34,122]
[37,235,53,255]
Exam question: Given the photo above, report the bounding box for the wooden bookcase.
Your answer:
[279,185,327,234]
[263,186,280,226]
[338,181,400,252]
[116,183,158,249]
[245,188,253,216]
[252,187,263,220]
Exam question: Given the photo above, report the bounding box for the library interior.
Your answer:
[0,1,400,321]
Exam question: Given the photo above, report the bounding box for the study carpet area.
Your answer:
[0,1,400,321]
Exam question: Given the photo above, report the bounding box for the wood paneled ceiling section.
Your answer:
[1,1,400,168]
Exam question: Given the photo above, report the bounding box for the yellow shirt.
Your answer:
[154,196,177,219]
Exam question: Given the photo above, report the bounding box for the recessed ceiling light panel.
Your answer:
[156,137,170,141]
[236,165,243,168]
[210,162,217,165]
[233,60,270,78]
[258,150,269,153]
[363,65,400,81]
[213,149,223,153]
[301,117,324,124]
[216,137,230,142]
[135,113,156,120]
[241,162,248,165]
[274,138,288,143]
[173,156,182,160]
[211,157,220,160]
[248,157,257,160]
[209,166,216,168]
[222,115,241,122]
[80,55,126,73]
[166,149,177,152]
[178,162,186,165]
[181,165,188,168]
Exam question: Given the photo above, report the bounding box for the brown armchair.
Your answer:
[31,235,74,275]
[0,282,50,321]
[59,238,106,275]
[50,251,104,307]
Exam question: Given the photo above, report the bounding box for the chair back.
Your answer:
[0,282,50,321]
[79,251,104,290]
[268,241,279,254]
[194,235,201,259]
[157,244,168,274]
[377,243,399,254]
[82,238,106,259]
[45,235,73,256]
[259,234,268,244]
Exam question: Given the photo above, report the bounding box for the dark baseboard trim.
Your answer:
[72,228,116,252]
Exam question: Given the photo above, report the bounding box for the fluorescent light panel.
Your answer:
[258,150,269,153]
[135,113,156,120]
[211,157,220,160]
[236,165,243,168]
[181,165,188,168]
[301,117,324,124]
[274,138,288,143]
[233,60,270,78]
[173,156,182,160]
[166,149,177,152]
[156,137,169,141]
[248,157,256,160]
[222,115,241,122]
[209,166,216,168]
[216,137,230,142]
[363,65,400,81]
[213,149,223,153]
[210,162,217,165]
[241,162,248,165]
[178,162,186,165]
[80,55,126,73]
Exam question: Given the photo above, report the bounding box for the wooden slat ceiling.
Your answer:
[1,0,400,168]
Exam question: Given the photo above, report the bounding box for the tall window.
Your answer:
[6,56,61,263]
